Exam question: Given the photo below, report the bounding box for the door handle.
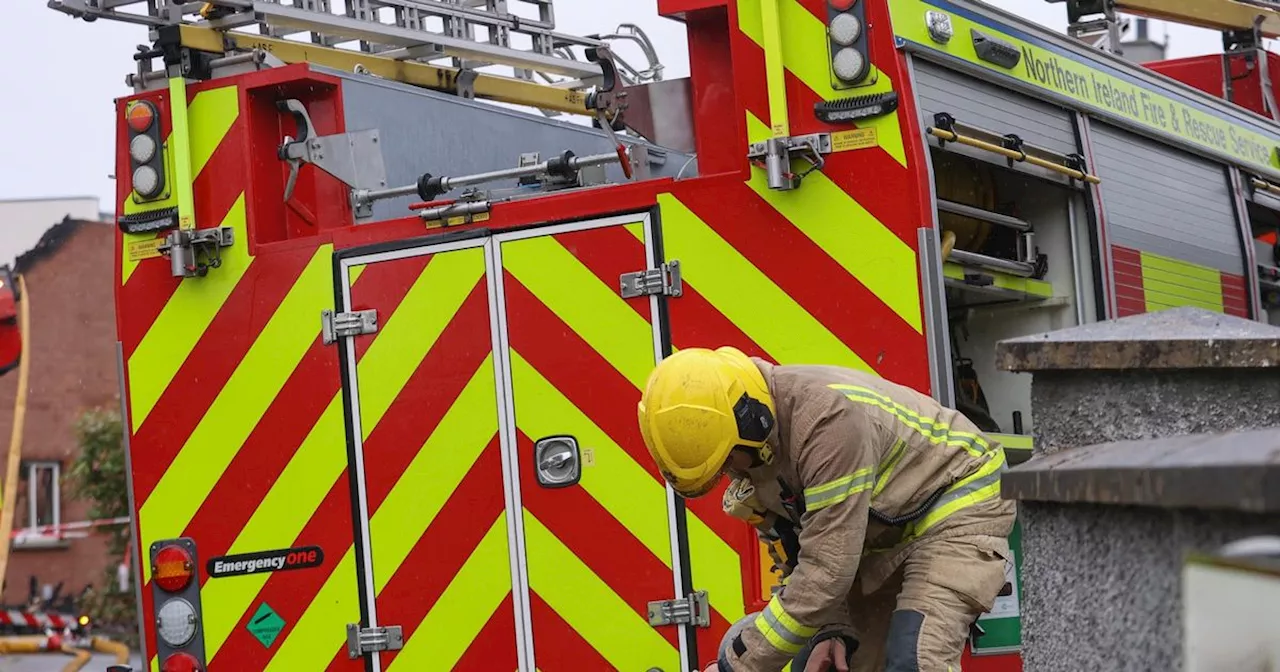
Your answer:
[534,436,581,488]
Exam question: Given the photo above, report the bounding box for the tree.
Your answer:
[66,407,137,645]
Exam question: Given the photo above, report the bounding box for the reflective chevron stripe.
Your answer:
[119,84,241,286]
[735,0,907,166]
[1114,245,1251,318]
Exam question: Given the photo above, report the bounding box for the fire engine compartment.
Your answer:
[1244,188,1280,326]
[927,145,1098,445]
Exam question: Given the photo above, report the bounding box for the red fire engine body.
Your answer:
[50,0,1280,669]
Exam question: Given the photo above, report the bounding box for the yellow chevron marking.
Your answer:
[121,85,241,285]
[510,350,672,565]
[656,193,872,372]
[266,358,500,671]
[736,0,907,166]
[370,358,497,591]
[524,511,680,671]
[358,248,486,430]
[187,85,240,179]
[1140,252,1225,313]
[502,233,652,388]
[745,114,922,332]
[203,247,486,661]
[348,264,366,285]
[127,193,252,431]
[687,512,747,623]
[386,514,510,671]
[139,245,332,584]
[261,549,357,671]
[507,234,744,622]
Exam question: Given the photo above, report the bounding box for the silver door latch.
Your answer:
[647,590,711,628]
[322,309,378,345]
[346,624,403,658]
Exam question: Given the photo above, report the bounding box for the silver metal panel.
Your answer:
[918,227,955,409]
[115,341,150,666]
[1091,121,1245,274]
[1250,186,1280,214]
[334,69,696,223]
[913,60,1078,158]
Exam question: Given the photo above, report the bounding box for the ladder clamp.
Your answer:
[620,260,683,299]
[747,133,831,191]
[647,591,711,628]
[345,623,403,659]
[322,309,379,345]
[158,226,235,279]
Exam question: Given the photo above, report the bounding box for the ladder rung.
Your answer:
[212,2,602,79]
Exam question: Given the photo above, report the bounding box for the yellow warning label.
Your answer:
[425,211,491,229]
[831,128,879,152]
[127,238,164,262]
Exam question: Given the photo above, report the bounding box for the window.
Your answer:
[18,461,61,531]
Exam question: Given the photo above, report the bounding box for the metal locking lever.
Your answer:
[277,99,316,202]
[274,99,388,213]
[584,46,634,180]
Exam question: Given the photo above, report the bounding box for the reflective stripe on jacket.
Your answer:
[723,360,1016,672]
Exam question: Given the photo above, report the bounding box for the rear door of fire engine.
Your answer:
[334,212,691,671]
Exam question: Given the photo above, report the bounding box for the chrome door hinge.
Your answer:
[647,590,710,628]
[345,623,403,659]
[620,260,683,299]
[322,309,378,345]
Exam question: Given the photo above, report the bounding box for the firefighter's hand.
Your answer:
[804,636,849,672]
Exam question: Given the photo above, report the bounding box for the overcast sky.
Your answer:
[1,0,1245,211]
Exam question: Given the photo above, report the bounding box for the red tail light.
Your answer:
[126,101,156,133]
[153,545,195,593]
[160,652,203,672]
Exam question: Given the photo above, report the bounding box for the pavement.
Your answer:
[0,653,143,670]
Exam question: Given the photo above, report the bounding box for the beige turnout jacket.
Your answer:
[721,360,1016,671]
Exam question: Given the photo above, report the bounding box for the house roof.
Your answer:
[13,217,110,275]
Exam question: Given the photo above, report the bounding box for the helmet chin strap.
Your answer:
[729,444,774,471]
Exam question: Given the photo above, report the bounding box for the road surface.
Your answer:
[0,653,143,670]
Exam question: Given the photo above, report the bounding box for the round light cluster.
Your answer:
[829,12,862,46]
[130,134,157,164]
[160,651,203,672]
[126,101,156,133]
[156,598,198,648]
[832,48,867,82]
[133,166,161,198]
[153,545,195,593]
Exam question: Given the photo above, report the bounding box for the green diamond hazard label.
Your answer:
[246,602,286,648]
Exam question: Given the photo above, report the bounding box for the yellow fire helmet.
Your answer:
[637,346,776,499]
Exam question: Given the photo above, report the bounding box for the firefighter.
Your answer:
[636,347,1017,672]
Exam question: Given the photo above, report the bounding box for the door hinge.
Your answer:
[322,309,378,345]
[345,623,403,659]
[647,590,710,628]
[620,260,683,299]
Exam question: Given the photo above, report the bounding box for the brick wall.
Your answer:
[0,219,118,606]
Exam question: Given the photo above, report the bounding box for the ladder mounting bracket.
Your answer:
[647,591,710,628]
[323,309,379,345]
[620,260,682,299]
[345,623,403,659]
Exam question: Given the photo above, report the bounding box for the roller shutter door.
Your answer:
[913,60,1078,159]
[1092,120,1249,317]
[1092,121,1244,275]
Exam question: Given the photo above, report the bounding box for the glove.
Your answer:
[791,630,857,672]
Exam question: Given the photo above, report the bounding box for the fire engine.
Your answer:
[45,0,1280,670]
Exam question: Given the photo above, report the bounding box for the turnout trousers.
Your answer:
[720,533,1011,671]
